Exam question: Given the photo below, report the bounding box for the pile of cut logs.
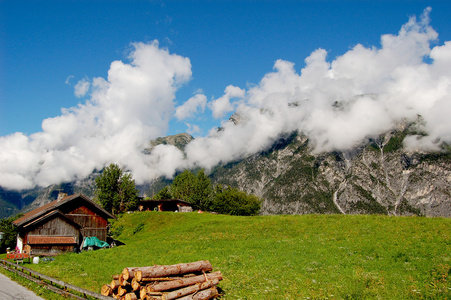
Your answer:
[101,260,222,300]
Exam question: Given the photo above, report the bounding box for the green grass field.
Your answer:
[5,212,451,299]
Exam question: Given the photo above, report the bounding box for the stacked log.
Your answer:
[101,261,222,300]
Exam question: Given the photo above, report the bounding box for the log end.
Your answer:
[122,267,130,281]
[136,270,143,282]
[101,284,112,296]
[125,292,138,300]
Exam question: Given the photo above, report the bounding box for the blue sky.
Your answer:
[2,1,450,137]
[1,1,451,190]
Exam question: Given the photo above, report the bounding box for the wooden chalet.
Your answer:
[138,199,193,212]
[13,193,115,255]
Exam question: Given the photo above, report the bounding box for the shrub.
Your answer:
[210,185,261,216]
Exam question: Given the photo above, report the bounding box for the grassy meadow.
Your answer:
[3,212,451,299]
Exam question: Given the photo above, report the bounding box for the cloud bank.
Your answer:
[1,8,451,190]
[0,41,192,190]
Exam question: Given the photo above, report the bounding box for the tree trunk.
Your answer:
[143,296,163,300]
[101,284,112,296]
[122,268,138,281]
[131,278,141,291]
[139,288,147,300]
[162,278,219,300]
[176,287,219,300]
[141,277,182,282]
[123,261,212,282]
[147,271,222,292]
[112,293,121,299]
[124,292,138,300]
[139,291,163,300]
[119,274,130,286]
[111,279,121,290]
[117,285,129,296]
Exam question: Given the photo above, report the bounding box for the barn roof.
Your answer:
[27,235,77,245]
[13,193,115,227]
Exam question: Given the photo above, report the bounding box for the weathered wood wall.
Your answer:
[26,216,80,244]
[65,205,109,241]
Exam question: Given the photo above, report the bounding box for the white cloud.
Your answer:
[74,78,90,97]
[185,6,451,169]
[65,75,74,85]
[186,123,201,136]
[175,93,207,120]
[210,85,245,119]
[2,8,451,190]
[0,40,192,190]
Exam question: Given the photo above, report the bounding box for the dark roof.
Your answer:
[13,193,115,227]
[28,235,77,245]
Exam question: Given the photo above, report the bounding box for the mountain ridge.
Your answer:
[1,130,450,219]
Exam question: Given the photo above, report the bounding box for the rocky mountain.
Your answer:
[210,129,451,217]
[147,133,194,152]
[1,131,450,219]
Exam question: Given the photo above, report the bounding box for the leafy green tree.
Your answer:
[95,163,139,214]
[169,169,213,210]
[210,185,261,216]
[153,186,172,199]
[192,169,213,210]
[0,214,22,253]
[156,169,259,214]
[170,170,196,202]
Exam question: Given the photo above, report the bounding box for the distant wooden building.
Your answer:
[13,193,115,255]
[138,199,193,212]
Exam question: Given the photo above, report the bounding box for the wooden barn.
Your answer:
[138,199,193,212]
[13,193,115,255]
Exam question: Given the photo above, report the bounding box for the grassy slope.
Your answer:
[21,213,451,299]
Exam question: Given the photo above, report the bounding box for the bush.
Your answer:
[210,185,261,216]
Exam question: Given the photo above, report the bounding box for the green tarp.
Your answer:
[82,236,109,249]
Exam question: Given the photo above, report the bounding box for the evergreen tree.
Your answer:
[192,169,213,210]
[0,214,21,253]
[170,169,213,210]
[95,163,139,214]
[153,186,172,199]
[170,170,196,202]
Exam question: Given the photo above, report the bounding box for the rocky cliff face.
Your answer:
[210,131,451,217]
[2,131,450,218]
[147,133,194,152]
